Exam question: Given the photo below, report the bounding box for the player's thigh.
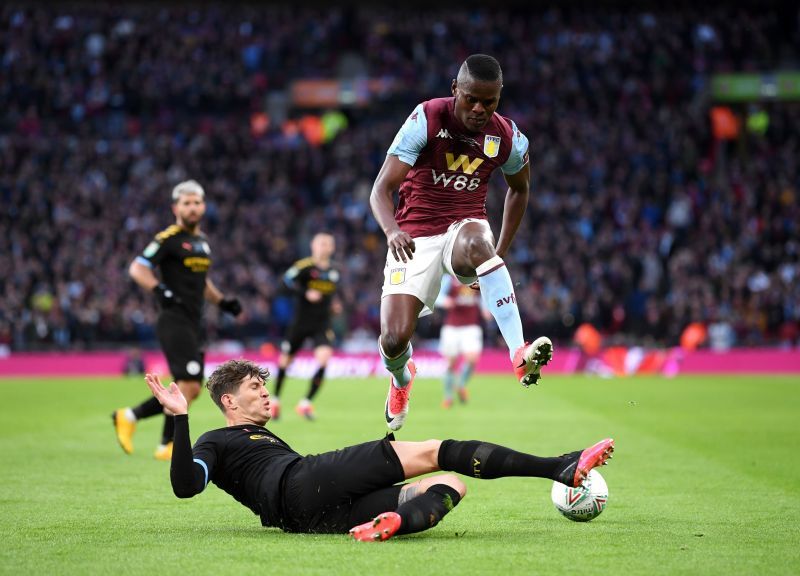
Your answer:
[382,234,448,317]
[389,440,441,478]
[285,438,405,505]
[347,485,404,528]
[282,438,405,533]
[156,315,204,380]
[312,340,334,365]
[443,218,494,281]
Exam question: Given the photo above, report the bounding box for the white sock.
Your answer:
[125,408,137,422]
[379,340,414,388]
[476,256,524,359]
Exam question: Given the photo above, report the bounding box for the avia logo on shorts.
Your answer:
[495,293,516,307]
[390,268,406,285]
[437,129,452,139]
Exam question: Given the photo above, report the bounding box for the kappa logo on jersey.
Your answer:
[409,111,418,121]
[445,153,484,175]
[389,268,406,285]
[484,135,501,158]
[437,129,452,139]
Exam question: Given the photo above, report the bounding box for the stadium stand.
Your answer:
[1,4,798,352]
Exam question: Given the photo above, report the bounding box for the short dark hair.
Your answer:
[206,359,270,412]
[461,54,503,84]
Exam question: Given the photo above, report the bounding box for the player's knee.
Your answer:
[381,331,411,358]
[437,473,467,499]
[462,235,495,265]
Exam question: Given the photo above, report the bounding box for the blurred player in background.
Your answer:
[270,232,341,421]
[370,54,553,431]
[112,180,242,460]
[436,275,490,408]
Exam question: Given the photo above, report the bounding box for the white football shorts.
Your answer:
[439,324,484,358]
[381,218,490,317]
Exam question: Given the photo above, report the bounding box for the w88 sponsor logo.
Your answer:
[431,170,481,191]
[430,152,485,191]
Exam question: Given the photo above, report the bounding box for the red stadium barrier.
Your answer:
[1,348,798,377]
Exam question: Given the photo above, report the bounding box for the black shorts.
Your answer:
[280,436,406,534]
[156,312,205,381]
[281,321,334,356]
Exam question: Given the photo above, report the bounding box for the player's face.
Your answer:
[229,375,271,425]
[172,193,206,229]
[311,234,335,260]
[452,78,502,133]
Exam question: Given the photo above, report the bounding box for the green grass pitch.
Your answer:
[1,372,798,575]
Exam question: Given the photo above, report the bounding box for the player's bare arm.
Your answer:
[495,162,530,259]
[370,154,415,263]
[128,259,160,291]
[145,373,188,415]
[204,278,224,305]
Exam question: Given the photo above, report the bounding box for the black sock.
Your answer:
[274,367,287,397]
[132,396,163,420]
[396,484,461,535]
[306,366,326,401]
[161,415,175,445]
[438,440,565,480]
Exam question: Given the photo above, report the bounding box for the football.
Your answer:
[551,469,609,522]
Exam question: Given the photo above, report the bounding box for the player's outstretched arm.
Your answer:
[145,373,188,415]
[146,374,208,498]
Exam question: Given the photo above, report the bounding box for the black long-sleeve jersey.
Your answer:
[170,415,301,527]
[135,225,212,321]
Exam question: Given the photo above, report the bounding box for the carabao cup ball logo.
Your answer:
[551,469,609,522]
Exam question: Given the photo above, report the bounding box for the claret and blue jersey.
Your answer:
[388,97,530,238]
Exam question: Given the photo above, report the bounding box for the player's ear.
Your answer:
[221,393,236,411]
[451,79,458,96]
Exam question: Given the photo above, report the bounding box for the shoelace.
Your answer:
[389,385,410,413]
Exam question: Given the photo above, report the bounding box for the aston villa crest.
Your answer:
[484,135,501,158]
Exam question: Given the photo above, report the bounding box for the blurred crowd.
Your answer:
[1,3,798,353]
